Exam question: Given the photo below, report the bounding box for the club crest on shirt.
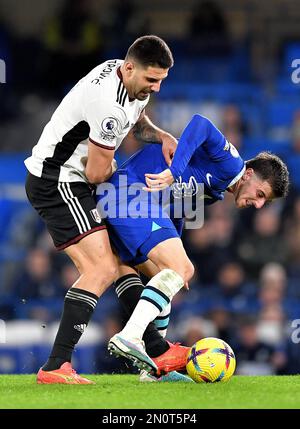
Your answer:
[224,139,239,158]
[229,142,239,158]
[224,140,230,151]
[171,176,199,198]
[90,208,102,223]
[100,117,121,141]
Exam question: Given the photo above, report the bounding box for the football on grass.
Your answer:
[186,337,236,383]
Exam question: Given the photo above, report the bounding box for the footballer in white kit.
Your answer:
[25,58,149,249]
[25,35,177,384]
[24,36,178,385]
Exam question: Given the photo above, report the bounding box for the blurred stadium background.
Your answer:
[0,0,300,377]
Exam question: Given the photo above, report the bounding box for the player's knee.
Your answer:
[84,257,118,285]
[156,258,194,284]
[181,259,195,283]
[108,263,119,283]
[97,261,118,285]
[168,260,194,283]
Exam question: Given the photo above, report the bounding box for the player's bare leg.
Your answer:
[114,261,192,381]
[108,257,158,373]
[137,246,192,378]
[38,230,118,384]
[108,238,193,375]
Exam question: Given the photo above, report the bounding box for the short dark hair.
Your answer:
[245,151,290,198]
[125,35,174,69]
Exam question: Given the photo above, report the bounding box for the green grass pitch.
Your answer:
[0,375,300,409]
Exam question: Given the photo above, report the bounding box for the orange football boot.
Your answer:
[152,342,190,375]
[37,362,95,385]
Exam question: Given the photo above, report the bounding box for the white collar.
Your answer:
[227,164,246,188]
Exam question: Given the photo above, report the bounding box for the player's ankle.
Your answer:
[42,357,69,371]
[119,325,144,341]
[146,338,170,358]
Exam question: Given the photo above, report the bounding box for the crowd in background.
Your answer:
[0,0,300,375]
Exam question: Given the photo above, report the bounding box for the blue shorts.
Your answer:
[106,217,182,266]
[96,167,184,266]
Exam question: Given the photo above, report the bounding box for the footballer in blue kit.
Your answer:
[97,114,245,266]
[95,114,289,379]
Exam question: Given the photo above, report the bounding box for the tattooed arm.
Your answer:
[132,112,177,165]
[133,114,167,143]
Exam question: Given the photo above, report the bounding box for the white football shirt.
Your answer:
[24,59,149,182]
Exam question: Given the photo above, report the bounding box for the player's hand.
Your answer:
[111,158,118,175]
[143,168,175,192]
[161,133,177,166]
[98,158,118,183]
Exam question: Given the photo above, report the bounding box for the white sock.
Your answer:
[120,269,184,340]
[154,302,171,338]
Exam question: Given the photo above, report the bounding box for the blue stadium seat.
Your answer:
[276,76,300,96]
[0,346,37,374]
[0,200,32,243]
[282,42,300,75]
[241,137,292,160]
[265,97,299,128]
[285,153,300,190]
[166,53,251,84]
[0,153,28,184]
[13,299,63,320]
[0,344,100,374]
[32,345,51,370]
[72,346,98,373]
[238,103,264,137]
[158,82,264,104]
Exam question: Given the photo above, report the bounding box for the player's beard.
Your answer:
[136,89,152,100]
[138,93,149,100]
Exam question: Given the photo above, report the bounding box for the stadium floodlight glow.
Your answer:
[0,59,6,83]
[291,59,300,84]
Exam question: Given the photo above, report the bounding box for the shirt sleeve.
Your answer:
[169,114,227,180]
[85,98,127,150]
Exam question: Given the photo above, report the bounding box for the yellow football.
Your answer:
[186,337,236,383]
